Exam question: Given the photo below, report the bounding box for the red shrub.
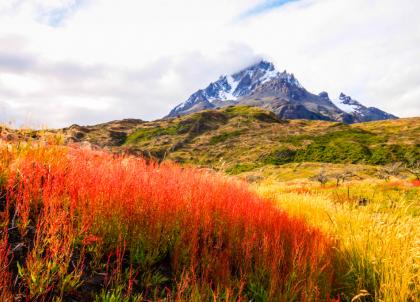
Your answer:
[1,143,335,300]
[411,180,420,187]
[0,234,12,302]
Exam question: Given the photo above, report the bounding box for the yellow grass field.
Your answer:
[256,177,420,301]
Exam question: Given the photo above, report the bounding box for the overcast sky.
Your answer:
[0,0,419,128]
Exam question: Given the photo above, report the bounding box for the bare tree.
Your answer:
[405,160,420,180]
[311,169,328,186]
[331,169,355,186]
[377,162,403,181]
[331,173,341,187]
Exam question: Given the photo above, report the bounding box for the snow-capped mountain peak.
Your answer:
[167,60,305,117]
[334,92,363,114]
[333,93,398,121]
[166,61,397,123]
[208,60,288,101]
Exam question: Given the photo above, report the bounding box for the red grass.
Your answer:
[0,143,335,300]
[411,180,420,187]
[318,184,338,190]
[0,234,13,301]
[383,180,420,188]
[385,180,405,188]
[286,187,313,194]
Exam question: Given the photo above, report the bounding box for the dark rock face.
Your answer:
[276,103,330,120]
[166,60,397,123]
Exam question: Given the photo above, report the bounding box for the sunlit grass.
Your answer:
[257,179,420,302]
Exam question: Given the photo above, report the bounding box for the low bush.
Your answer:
[209,130,244,145]
[0,142,335,301]
[263,129,419,166]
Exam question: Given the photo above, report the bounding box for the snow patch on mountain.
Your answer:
[207,75,239,102]
[283,73,303,89]
[334,93,364,115]
[260,69,279,84]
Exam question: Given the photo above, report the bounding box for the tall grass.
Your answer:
[257,180,420,302]
[0,142,335,301]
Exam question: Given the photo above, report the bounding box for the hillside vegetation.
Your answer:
[1,107,419,301]
[52,106,419,173]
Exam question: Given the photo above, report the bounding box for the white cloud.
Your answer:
[0,0,419,127]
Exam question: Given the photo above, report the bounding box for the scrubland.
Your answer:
[0,141,335,301]
[0,124,419,301]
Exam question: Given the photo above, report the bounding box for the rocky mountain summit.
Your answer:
[334,93,397,123]
[167,60,397,123]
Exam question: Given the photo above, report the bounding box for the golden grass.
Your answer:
[239,162,379,182]
[256,179,420,302]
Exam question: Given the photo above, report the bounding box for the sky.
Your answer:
[0,0,419,128]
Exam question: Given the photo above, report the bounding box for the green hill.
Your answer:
[55,106,419,174]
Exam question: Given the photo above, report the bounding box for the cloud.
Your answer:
[0,53,36,73]
[0,36,259,127]
[233,0,420,116]
[0,0,419,128]
[0,100,11,124]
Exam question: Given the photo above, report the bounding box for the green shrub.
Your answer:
[262,129,418,166]
[226,163,258,174]
[370,144,420,165]
[263,147,297,165]
[209,130,243,145]
[295,140,371,164]
[125,128,172,144]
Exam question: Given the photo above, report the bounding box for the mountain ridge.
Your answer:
[167,60,397,123]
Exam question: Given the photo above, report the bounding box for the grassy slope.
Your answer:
[50,106,419,173]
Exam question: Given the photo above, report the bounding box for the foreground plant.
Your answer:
[0,142,335,301]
